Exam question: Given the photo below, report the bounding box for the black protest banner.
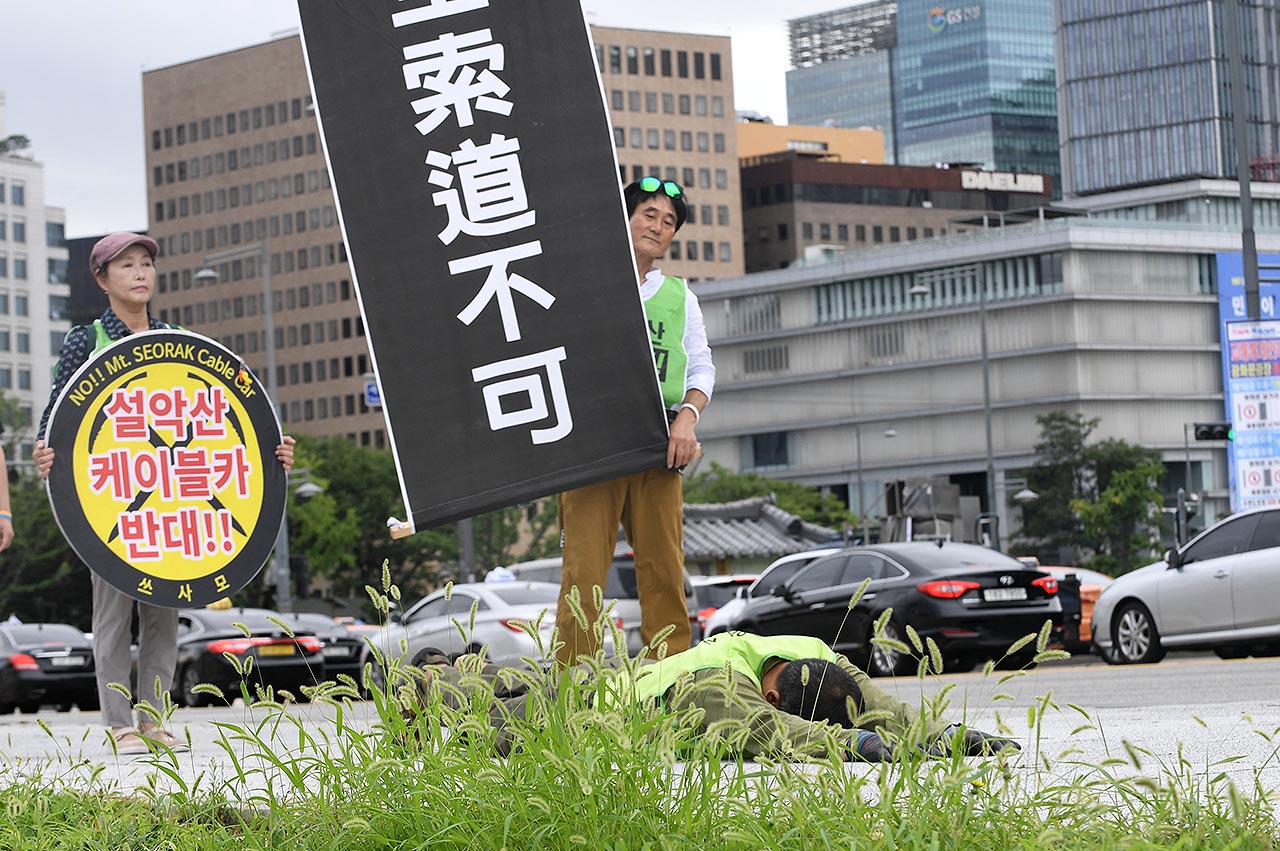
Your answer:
[44,330,286,607]
[297,0,669,529]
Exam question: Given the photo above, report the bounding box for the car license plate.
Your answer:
[323,646,352,659]
[49,656,86,667]
[258,644,295,656]
[984,588,1028,602]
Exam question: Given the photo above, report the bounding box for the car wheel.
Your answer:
[866,619,910,677]
[1214,646,1250,660]
[0,703,13,715]
[56,703,73,713]
[18,702,41,714]
[180,665,212,708]
[944,653,977,674]
[1110,601,1166,664]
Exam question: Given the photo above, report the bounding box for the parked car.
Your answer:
[275,612,366,692]
[171,608,325,707]
[0,623,97,714]
[689,574,756,638]
[733,542,1064,676]
[364,581,571,685]
[1093,506,1280,665]
[507,555,699,654]
[1039,566,1114,647]
[702,549,842,637]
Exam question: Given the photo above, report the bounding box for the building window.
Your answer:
[609,45,621,74]
[677,51,688,78]
[777,223,789,241]
[710,53,722,80]
[678,94,690,115]
[873,226,883,243]
[695,95,708,116]
[614,127,625,148]
[680,131,692,151]
[714,132,726,153]
[626,46,638,74]
[889,226,900,242]
[717,205,729,226]
[802,222,814,240]
[719,242,731,262]
[643,47,655,75]
[715,168,727,189]
[660,49,672,77]
[856,224,866,242]
[662,93,674,114]
[693,52,705,79]
[645,91,658,113]
[838,224,849,241]
[663,130,676,150]
[749,432,789,469]
[686,241,698,260]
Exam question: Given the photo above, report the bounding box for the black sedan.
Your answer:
[733,542,1064,676]
[172,608,325,707]
[275,612,366,694]
[0,623,98,714]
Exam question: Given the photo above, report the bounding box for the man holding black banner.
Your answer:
[555,178,714,665]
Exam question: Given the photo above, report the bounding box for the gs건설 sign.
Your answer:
[44,330,286,607]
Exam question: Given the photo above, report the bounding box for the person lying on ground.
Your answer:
[407,630,1019,763]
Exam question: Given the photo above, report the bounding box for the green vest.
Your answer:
[643,275,689,409]
[628,632,838,704]
[89,318,177,353]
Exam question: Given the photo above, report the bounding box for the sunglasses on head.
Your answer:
[639,176,683,198]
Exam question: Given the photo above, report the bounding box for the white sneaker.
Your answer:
[111,727,149,755]
[139,724,190,753]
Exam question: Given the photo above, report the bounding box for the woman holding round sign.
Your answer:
[33,232,296,756]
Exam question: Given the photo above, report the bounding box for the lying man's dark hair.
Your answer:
[775,658,863,727]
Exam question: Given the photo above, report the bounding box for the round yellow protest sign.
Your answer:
[45,330,285,607]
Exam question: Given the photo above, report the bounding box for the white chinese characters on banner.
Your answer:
[426,134,536,244]
[451,241,555,342]
[395,0,575,447]
[402,29,512,135]
[471,347,572,445]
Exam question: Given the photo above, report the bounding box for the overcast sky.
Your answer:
[0,0,850,238]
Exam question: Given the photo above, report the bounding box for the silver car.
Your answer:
[507,555,698,655]
[702,548,841,637]
[363,581,570,681]
[1093,506,1280,664]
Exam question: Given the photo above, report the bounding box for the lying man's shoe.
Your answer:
[928,724,1020,757]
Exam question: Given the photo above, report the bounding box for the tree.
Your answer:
[0,474,90,628]
[0,135,32,158]
[293,437,455,603]
[1071,460,1165,576]
[683,461,853,529]
[1011,411,1164,571]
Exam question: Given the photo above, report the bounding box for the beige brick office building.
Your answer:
[143,36,386,446]
[591,26,744,281]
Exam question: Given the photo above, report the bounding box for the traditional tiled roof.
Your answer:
[676,495,842,559]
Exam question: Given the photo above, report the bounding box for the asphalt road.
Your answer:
[1,651,1277,796]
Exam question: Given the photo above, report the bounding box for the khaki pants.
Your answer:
[556,468,690,665]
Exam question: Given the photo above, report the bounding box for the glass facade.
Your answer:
[786,53,899,162]
[1058,0,1280,196]
[895,0,1059,188]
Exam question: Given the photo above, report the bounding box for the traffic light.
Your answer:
[1193,421,1234,441]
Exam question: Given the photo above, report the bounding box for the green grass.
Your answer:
[0,571,1276,850]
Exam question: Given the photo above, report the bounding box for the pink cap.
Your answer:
[90,232,159,274]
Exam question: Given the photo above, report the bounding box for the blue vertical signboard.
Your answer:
[1216,253,1280,510]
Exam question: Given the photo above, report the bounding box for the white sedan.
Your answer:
[1093,507,1280,664]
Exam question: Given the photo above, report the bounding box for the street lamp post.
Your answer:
[911,263,997,546]
[854,423,897,544]
[196,243,294,607]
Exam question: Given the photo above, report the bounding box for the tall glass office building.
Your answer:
[895,0,1059,187]
[1056,0,1280,196]
[786,2,900,162]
